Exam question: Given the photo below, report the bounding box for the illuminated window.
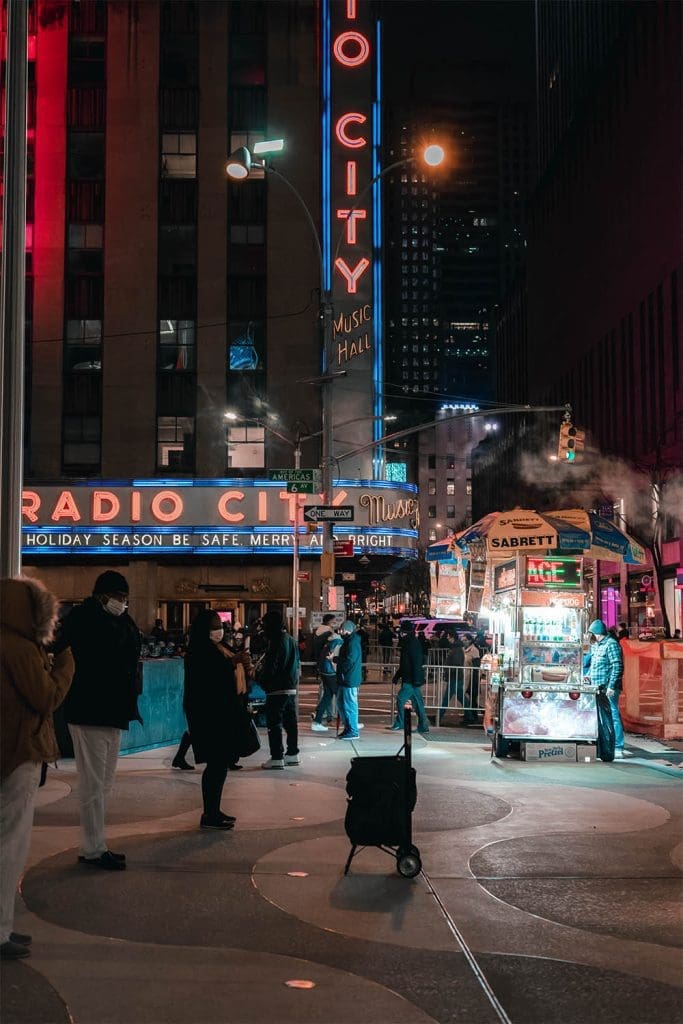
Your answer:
[161,133,197,179]
[227,423,265,468]
[428,528,437,542]
[428,478,436,495]
[157,416,195,470]
[446,505,455,519]
[428,505,436,518]
[385,462,407,483]
[446,479,455,494]
[65,319,102,372]
[159,319,195,372]
[466,482,472,496]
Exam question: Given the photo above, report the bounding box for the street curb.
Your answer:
[622,757,683,779]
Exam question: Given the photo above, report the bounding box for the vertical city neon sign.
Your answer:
[322,0,382,479]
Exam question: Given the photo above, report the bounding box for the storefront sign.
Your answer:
[521,591,585,609]
[493,560,517,592]
[21,480,418,557]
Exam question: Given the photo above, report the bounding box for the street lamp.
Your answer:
[226,139,446,609]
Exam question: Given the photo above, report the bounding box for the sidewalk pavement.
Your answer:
[2,725,682,1024]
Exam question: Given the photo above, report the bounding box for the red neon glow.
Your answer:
[92,491,121,522]
[258,491,267,523]
[346,161,357,196]
[333,31,370,67]
[131,492,141,522]
[346,0,357,18]
[21,490,40,523]
[336,208,366,244]
[217,490,246,523]
[334,257,371,293]
[51,491,81,522]
[150,490,184,523]
[335,113,367,149]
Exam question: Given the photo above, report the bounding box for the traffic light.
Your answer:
[558,422,585,463]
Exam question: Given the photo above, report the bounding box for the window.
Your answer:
[157,415,195,470]
[159,319,195,371]
[161,132,197,178]
[68,132,104,179]
[466,482,472,496]
[446,478,455,495]
[65,318,102,372]
[68,223,103,248]
[428,478,436,495]
[227,422,264,468]
[446,505,455,519]
[62,414,101,469]
[428,528,437,542]
[159,225,197,276]
[385,462,407,483]
[428,505,436,518]
[446,454,455,469]
[230,224,265,244]
[427,454,435,469]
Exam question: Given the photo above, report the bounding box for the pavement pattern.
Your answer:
[2,723,682,1024]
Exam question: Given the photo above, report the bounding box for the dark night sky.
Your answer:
[380,0,536,105]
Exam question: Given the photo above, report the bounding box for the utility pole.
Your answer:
[291,434,302,643]
[0,0,28,578]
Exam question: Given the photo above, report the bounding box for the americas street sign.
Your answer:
[268,469,322,484]
[303,505,355,523]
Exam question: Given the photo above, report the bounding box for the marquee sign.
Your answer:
[323,0,382,477]
[20,480,418,558]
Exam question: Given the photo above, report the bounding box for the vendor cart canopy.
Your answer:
[455,509,590,557]
[547,509,647,565]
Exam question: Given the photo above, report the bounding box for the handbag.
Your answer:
[237,705,261,757]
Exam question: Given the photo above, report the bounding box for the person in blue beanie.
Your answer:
[585,618,627,758]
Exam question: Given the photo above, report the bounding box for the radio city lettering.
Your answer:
[334,303,372,366]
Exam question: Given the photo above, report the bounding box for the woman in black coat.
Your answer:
[183,610,241,830]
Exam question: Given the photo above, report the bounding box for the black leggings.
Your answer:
[201,759,230,818]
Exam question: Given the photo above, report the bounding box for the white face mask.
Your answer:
[104,598,127,617]
[209,628,224,644]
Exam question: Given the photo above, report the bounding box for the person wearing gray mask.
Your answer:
[60,571,141,869]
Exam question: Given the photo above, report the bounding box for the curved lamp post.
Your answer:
[226,140,445,616]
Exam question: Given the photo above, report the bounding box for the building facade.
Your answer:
[5,0,419,631]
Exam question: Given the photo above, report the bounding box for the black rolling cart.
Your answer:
[343,707,422,878]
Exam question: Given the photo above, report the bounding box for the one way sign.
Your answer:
[303,505,355,523]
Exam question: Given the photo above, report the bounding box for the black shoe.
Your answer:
[228,763,243,771]
[79,851,126,871]
[172,757,195,770]
[200,815,235,830]
[9,932,31,946]
[218,813,236,823]
[0,940,30,960]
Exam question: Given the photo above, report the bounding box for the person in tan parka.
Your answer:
[0,575,74,961]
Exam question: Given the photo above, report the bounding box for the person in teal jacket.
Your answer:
[389,621,430,733]
[336,621,362,740]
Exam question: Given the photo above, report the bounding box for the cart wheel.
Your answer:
[397,849,422,878]
[494,732,509,758]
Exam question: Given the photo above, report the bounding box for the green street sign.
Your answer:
[286,482,317,493]
[268,468,321,484]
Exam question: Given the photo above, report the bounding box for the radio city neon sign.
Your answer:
[332,0,372,296]
[21,488,352,526]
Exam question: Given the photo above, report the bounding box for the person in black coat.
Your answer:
[388,622,430,733]
[440,635,465,715]
[60,570,141,870]
[183,610,241,830]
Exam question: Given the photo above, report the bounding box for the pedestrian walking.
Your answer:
[389,621,430,733]
[183,610,241,829]
[60,571,141,870]
[311,625,342,732]
[440,634,465,714]
[585,619,628,758]
[259,611,300,769]
[378,620,394,674]
[336,620,363,740]
[1,576,74,961]
[462,635,481,724]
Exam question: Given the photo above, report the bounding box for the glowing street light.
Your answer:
[423,144,445,167]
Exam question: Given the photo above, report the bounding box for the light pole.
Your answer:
[226,140,446,608]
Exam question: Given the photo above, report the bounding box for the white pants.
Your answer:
[68,725,121,859]
[0,761,41,943]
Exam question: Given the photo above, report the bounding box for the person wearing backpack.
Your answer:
[259,611,300,769]
[312,624,342,732]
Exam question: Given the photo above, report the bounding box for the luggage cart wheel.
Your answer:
[397,848,422,878]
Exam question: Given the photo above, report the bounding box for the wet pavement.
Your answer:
[2,724,682,1024]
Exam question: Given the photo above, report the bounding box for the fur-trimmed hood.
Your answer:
[0,575,60,646]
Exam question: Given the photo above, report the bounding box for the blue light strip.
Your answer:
[22,524,418,539]
[23,545,419,559]
[30,477,418,493]
[321,0,332,296]
[372,17,384,479]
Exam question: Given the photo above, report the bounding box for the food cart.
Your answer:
[486,553,595,759]
[455,508,628,761]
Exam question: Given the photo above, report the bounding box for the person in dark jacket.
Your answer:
[389,621,430,733]
[259,611,300,769]
[60,571,141,870]
[1,576,74,960]
[183,610,241,828]
[440,635,465,715]
[336,620,363,739]
[378,621,395,674]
